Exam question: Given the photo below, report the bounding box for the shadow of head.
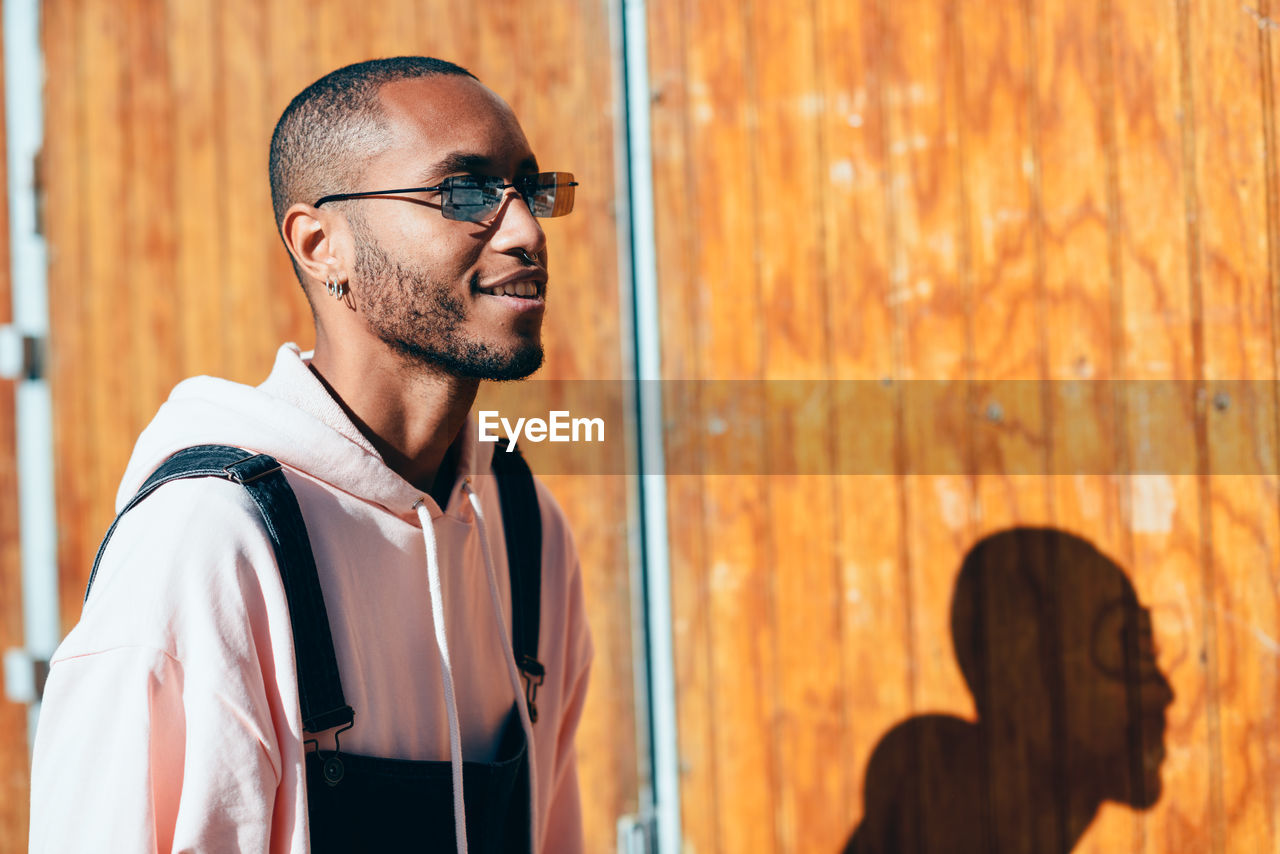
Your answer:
[951,526,1173,808]
[845,527,1174,854]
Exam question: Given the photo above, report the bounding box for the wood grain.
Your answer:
[685,3,778,851]
[644,0,724,850]
[1189,0,1279,850]
[815,0,910,843]
[28,1,1280,852]
[1034,0,1138,848]
[881,0,974,717]
[1112,0,1216,850]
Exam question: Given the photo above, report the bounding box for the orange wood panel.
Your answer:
[124,0,179,425]
[219,0,287,381]
[881,0,974,724]
[649,1,784,852]
[644,0,723,850]
[958,0,1050,538]
[70,0,133,627]
[745,1,848,851]
[42,0,91,653]
[649,1,780,851]
[814,0,910,845]
[956,4,1058,850]
[264,0,323,349]
[0,11,31,852]
[689,4,778,851]
[1112,0,1217,849]
[1188,1,1280,850]
[168,0,226,378]
[1033,0,1137,849]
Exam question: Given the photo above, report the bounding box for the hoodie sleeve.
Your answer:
[29,479,304,854]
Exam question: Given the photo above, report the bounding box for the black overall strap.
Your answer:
[84,445,355,734]
[491,438,544,722]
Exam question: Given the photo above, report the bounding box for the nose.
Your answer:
[489,187,546,258]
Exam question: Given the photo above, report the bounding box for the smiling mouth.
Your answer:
[477,281,543,299]
[475,269,546,300]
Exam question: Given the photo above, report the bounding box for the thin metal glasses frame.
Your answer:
[313,171,578,222]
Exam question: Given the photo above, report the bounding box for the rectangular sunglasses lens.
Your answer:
[523,172,576,218]
[444,177,504,221]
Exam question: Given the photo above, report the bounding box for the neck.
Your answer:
[976,723,1103,852]
[309,333,479,494]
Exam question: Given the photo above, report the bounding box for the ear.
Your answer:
[281,202,351,286]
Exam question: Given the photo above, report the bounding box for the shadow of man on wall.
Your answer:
[843,527,1174,854]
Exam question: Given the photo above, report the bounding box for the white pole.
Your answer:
[3,0,60,751]
[621,1,682,851]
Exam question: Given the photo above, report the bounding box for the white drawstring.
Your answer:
[413,498,468,854]
[464,479,540,851]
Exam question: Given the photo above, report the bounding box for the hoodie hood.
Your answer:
[118,343,495,519]
[118,343,528,853]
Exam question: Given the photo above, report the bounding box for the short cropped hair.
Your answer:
[268,56,478,283]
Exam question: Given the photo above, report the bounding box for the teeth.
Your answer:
[482,281,540,297]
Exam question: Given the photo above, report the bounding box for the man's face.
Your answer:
[1077,598,1174,808]
[344,75,549,380]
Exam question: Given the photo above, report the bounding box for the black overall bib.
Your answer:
[87,442,545,854]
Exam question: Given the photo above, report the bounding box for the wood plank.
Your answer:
[1188,0,1280,850]
[43,0,95,635]
[364,0,420,60]
[813,0,910,846]
[418,0,481,72]
[125,0,178,426]
[218,0,276,382]
[168,0,226,377]
[955,2,1065,847]
[674,0,780,850]
[959,0,1051,539]
[72,0,134,610]
[1111,0,1217,848]
[861,0,982,848]
[1033,0,1138,849]
[881,0,974,721]
[746,0,844,846]
[645,0,722,849]
[263,0,318,351]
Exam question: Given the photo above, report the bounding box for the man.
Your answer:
[30,57,592,853]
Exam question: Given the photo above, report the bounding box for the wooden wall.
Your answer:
[32,1,636,852]
[648,0,1280,852]
[10,0,1280,852]
[0,11,33,851]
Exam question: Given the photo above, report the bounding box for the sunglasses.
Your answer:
[314,172,578,223]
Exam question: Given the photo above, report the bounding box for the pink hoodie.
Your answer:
[29,343,593,853]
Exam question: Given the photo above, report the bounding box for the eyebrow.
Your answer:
[419,151,541,184]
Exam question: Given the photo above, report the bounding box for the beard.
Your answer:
[350,223,544,381]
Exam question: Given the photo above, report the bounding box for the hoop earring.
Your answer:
[326,273,347,299]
